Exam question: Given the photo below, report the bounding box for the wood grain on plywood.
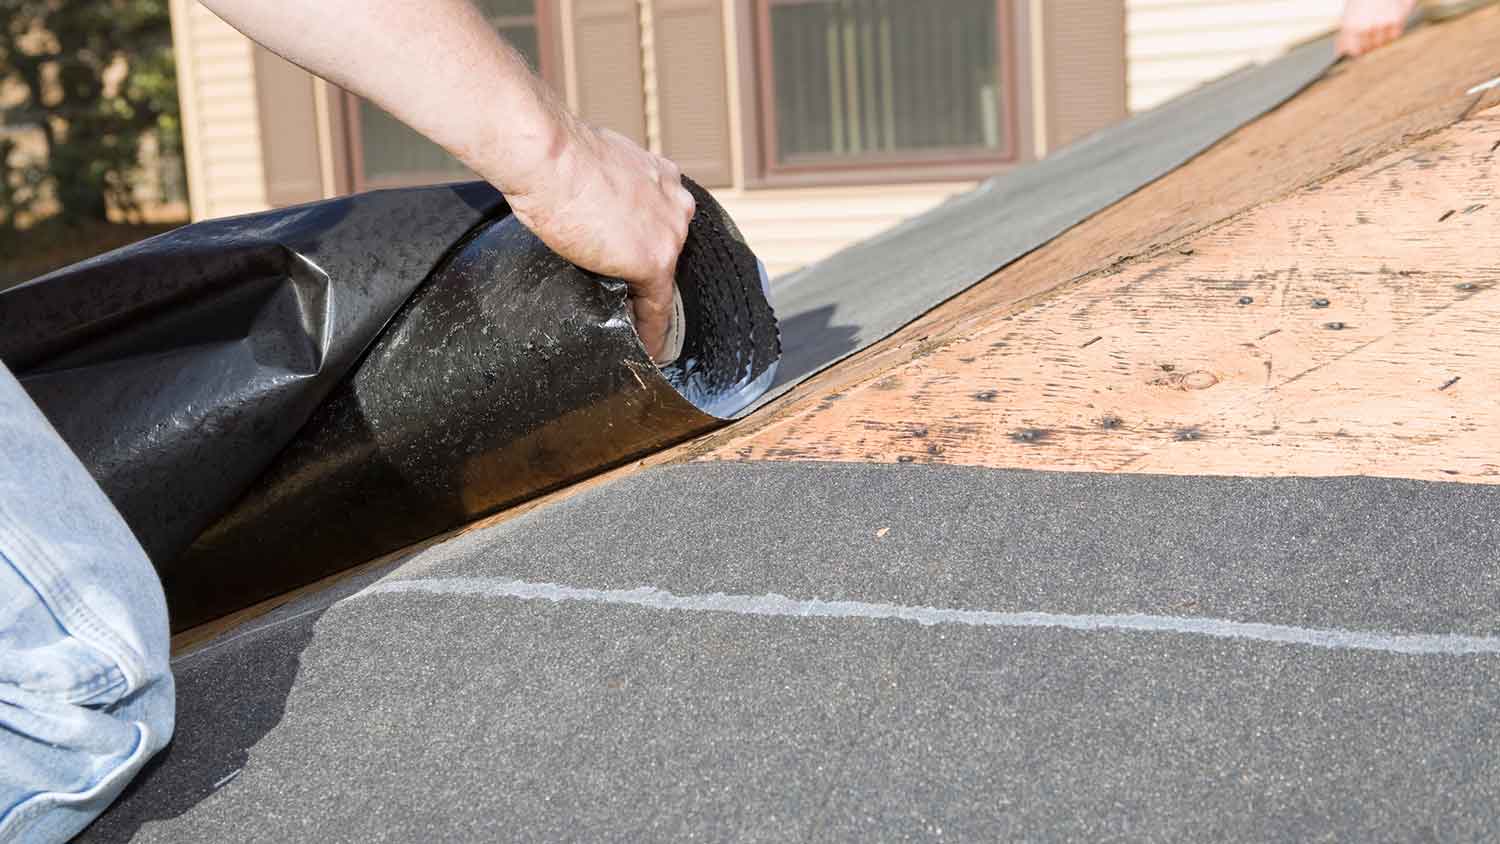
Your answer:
[704,111,1500,481]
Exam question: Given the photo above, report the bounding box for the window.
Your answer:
[756,0,1014,173]
[351,0,550,189]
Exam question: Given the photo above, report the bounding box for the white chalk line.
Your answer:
[355,577,1500,657]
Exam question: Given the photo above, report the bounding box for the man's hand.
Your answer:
[1338,0,1419,56]
[506,119,695,362]
[199,0,695,361]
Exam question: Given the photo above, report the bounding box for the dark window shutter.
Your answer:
[570,0,648,145]
[252,46,324,207]
[1042,0,1128,151]
[651,0,732,187]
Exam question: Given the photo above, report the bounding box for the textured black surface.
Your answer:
[87,462,1500,842]
[168,182,779,628]
[761,38,1336,404]
[664,181,781,415]
[1,184,504,564]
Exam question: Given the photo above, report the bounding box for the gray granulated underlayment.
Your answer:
[88,461,1500,842]
[759,37,1335,406]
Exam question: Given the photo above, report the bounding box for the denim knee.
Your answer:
[0,362,175,843]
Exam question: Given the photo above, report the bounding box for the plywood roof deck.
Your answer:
[174,6,1500,652]
[689,5,1500,472]
[707,103,1500,481]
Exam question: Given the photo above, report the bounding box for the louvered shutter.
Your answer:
[651,0,732,186]
[1042,0,1128,150]
[568,0,648,145]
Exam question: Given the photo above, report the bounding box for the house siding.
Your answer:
[170,0,267,220]
[1126,0,1341,111]
[715,182,975,279]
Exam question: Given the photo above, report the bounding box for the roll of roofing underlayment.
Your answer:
[170,183,780,627]
[0,36,1334,630]
[0,180,780,628]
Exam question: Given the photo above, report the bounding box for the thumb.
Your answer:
[630,272,677,362]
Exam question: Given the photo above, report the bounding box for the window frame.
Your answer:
[750,0,1020,185]
[342,1,560,192]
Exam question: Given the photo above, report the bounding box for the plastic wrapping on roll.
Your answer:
[1,179,779,630]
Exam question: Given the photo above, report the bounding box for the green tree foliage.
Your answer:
[0,0,180,228]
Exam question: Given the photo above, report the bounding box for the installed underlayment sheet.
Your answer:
[90,462,1500,841]
[761,38,1335,404]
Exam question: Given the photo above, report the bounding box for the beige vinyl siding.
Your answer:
[712,182,974,280]
[1126,0,1341,112]
[170,0,267,220]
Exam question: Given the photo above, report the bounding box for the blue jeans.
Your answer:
[0,362,175,843]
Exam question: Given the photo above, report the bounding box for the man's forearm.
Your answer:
[200,0,569,195]
[202,0,696,360]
